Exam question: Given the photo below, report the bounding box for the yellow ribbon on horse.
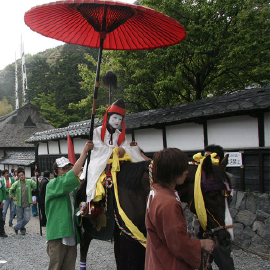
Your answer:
[94,151,133,202]
[193,152,219,231]
[94,148,147,247]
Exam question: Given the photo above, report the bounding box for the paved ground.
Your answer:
[1,208,269,270]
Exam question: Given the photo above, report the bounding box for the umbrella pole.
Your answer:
[109,84,111,105]
[85,37,105,186]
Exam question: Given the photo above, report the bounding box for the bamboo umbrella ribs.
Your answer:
[24,1,186,51]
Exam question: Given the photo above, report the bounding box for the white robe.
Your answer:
[81,126,145,202]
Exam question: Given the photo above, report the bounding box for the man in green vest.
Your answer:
[9,168,37,235]
[0,169,15,226]
[46,140,93,270]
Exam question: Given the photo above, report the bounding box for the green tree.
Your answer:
[80,0,269,113]
[27,56,52,103]
[31,45,98,127]
[0,96,13,116]
[69,53,118,120]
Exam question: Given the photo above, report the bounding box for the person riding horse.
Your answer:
[80,99,147,205]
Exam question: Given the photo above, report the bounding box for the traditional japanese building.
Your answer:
[26,86,270,192]
[0,103,54,177]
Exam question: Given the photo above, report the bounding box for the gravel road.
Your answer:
[0,210,269,270]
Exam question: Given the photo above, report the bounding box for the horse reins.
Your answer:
[189,199,234,238]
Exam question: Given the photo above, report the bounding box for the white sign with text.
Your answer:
[226,152,243,167]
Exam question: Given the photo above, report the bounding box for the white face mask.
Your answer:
[108,114,123,129]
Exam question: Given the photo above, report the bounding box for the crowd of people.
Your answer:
[0,99,234,270]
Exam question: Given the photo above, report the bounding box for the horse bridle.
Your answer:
[189,199,234,239]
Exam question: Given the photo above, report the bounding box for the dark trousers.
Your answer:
[0,208,5,234]
[39,202,47,226]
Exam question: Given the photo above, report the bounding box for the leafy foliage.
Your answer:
[78,0,268,113]
[0,0,268,126]
[0,96,13,116]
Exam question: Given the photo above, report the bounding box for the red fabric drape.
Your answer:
[67,135,76,164]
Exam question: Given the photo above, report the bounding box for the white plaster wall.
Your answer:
[25,167,31,178]
[126,134,133,144]
[0,164,4,170]
[59,140,68,154]
[74,138,88,154]
[38,143,48,155]
[134,129,163,152]
[166,123,204,151]
[208,116,258,148]
[48,141,59,155]
[0,150,4,159]
[265,112,270,147]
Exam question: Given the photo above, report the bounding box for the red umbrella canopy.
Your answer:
[24,0,186,50]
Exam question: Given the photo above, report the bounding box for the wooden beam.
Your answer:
[259,153,264,193]
[203,121,208,148]
[258,113,265,147]
[162,127,167,149]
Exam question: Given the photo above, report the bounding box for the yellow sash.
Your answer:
[193,152,219,231]
[94,148,147,247]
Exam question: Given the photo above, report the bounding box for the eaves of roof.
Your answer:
[25,86,270,143]
[0,158,35,166]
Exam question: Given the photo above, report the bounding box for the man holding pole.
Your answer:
[45,140,93,270]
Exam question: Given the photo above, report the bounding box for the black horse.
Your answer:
[77,160,151,270]
[77,156,234,270]
[177,155,234,269]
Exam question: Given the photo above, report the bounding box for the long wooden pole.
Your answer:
[85,35,105,187]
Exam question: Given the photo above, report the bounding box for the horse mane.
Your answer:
[202,155,232,188]
[117,160,151,190]
[211,163,232,189]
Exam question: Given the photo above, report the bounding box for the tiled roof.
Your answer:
[26,86,270,143]
[0,148,35,166]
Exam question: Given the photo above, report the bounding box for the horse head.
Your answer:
[199,155,234,247]
[177,154,233,247]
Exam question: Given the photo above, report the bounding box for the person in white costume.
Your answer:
[81,99,146,203]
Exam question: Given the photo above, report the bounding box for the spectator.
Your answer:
[31,170,39,217]
[145,148,214,270]
[39,170,50,226]
[0,169,15,226]
[46,140,93,270]
[13,169,18,218]
[13,169,18,181]
[9,169,14,178]
[0,180,7,237]
[9,167,37,235]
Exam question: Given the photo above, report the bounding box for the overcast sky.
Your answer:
[0,0,135,71]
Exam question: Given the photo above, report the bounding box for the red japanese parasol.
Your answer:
[24,0,186,51]
[25,0,186,138]
[24,0,186,178]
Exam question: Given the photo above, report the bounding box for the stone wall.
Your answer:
[183,191,270,254]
